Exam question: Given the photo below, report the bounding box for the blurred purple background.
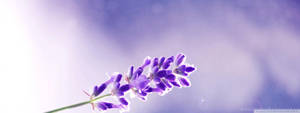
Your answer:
[1,0,300,113]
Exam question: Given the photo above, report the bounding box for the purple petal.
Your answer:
[176,54,183,61]
[105,76,115,85]
[179,77,191,87]
[175,65,188,76]
[139,91,147,96]
[165,74,176,81]
[138,81,148,89]
[119,98,129,105]
[115,74,122,83]
[97,102,107,110]
[156,82,166,91]
[159,57,165,67]
[170,81,181,87]
[162,56,174,69]
[152,57,159,67]
[185,66,195,72]
[114,82,120,89]
[152,66,159,73]
[144,87,153,92]
[130,74,150,90]
[116,91,124,96]
[119,84,130,92]
[102,102,113,108]
[176,54,185,66]
[177,65,186,72]
[94,83,107,96]
[135,67,143,77]
[165,70,172,75]
[153,77,161,82]
[129,66,134,78]
[162,61,171,69]
[142,57,151,68]
[93,86,99,96]
[162,79,172,88]
[145,86,162,93]
[157,70,167,78]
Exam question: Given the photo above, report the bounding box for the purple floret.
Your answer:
[152,57,159,67]
[115,74,122,83]
[93,83,107,96]
[175,54,185,66]
[156,82,166,91]
[119,98,129,105]
[119,84,131,92]
[179,77,191,87]
[185,66,195,72]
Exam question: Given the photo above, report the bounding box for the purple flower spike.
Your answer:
[119,84,131,92]
[152,57,159,67]
[165,73,176,81]
[156,82,166,91]
[94,83,107,96]
[115,74,122,83]
[83,53,196,113]
[119,98,129,105]
[185,66,195,72]
[176,54,185,66]
[179,77,191,87]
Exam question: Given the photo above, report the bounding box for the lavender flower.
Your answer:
[45,53,196,113]
[93,53,195,112]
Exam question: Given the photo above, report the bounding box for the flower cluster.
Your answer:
[90,53,196,112]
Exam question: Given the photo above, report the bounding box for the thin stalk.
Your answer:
[45,93,112,113]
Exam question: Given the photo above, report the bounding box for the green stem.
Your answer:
[45,93,112,113]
